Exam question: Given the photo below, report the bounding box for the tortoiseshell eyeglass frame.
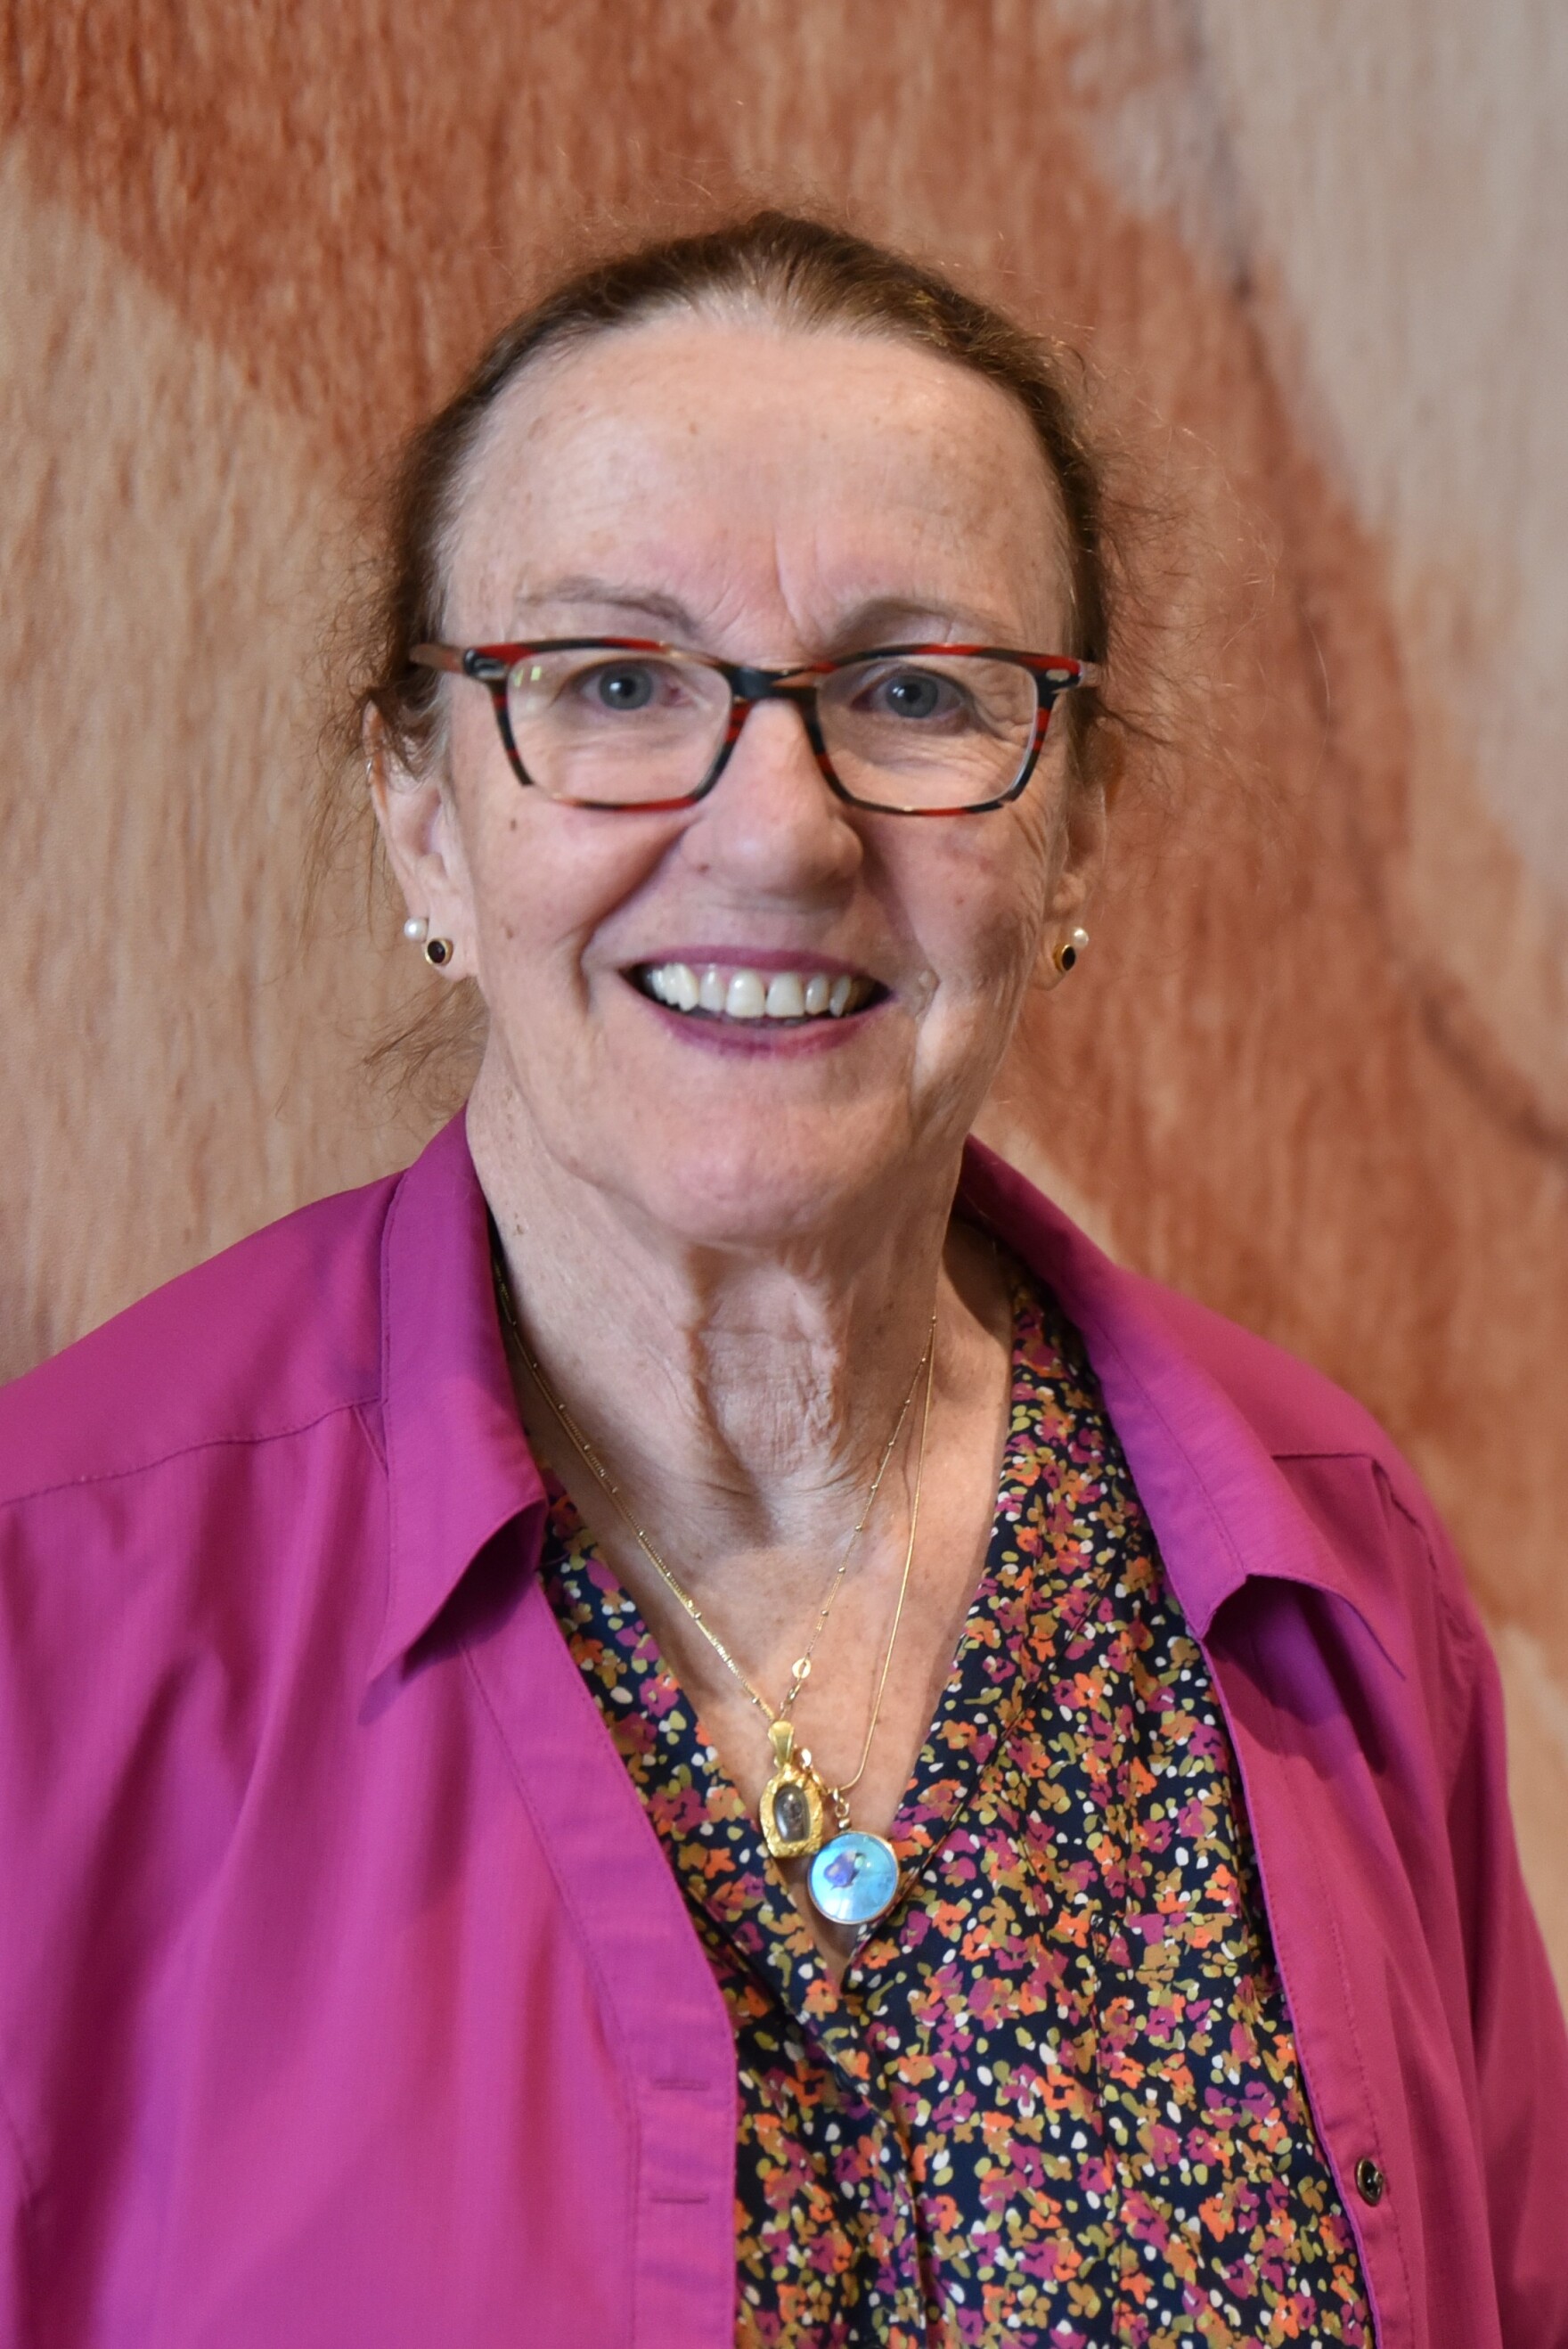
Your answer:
[410,638,1099,816]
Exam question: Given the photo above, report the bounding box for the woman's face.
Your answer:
[378,314,1104,1250]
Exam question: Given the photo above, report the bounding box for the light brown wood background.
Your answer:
[4,0,1565,1983]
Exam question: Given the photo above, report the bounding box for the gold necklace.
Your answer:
[492,1244,934,1923]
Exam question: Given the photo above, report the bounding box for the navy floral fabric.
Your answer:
[540,1266,1371,2346]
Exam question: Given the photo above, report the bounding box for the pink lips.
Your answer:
[633,993,879,1054]
[622,950,886,1053]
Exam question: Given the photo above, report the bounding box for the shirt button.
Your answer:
[1354,2156,1386,2206]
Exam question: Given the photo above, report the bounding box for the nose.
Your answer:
[682,693,864,899]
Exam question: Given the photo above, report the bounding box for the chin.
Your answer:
[602,1120,892,1251]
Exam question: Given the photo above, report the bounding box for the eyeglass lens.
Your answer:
[502,648,1041,811]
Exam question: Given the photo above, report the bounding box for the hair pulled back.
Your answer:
[350,209,1115,785]
[325,209,1132,1099]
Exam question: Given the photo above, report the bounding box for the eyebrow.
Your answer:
[509,577,701,634]
[832,594,1021,647]
[508,577,1026,651]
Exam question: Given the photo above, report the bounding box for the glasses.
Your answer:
[411,638,1098,816]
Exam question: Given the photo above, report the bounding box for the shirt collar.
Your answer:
[370,1117,1402,1682]
[370,1111,547,1683]
[957,1140,1405,1670]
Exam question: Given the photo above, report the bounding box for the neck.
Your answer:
[467,1078,971,1578]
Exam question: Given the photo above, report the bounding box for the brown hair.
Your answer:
[324,209,1133,1099]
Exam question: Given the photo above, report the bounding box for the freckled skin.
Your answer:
[383,318,1097,1249]
[372,315,1106,1974]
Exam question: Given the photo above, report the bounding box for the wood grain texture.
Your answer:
[4,0,1564,1977]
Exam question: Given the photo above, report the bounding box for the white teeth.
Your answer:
[648,962,698,1008]
[764,973,805,1019]
[725,970,767,1019]
[642,963,868,1022]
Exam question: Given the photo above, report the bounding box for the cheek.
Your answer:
[462,803,584,962]
[444,692,555,930]
[905,809,1059,1004]
[455,771,675,986]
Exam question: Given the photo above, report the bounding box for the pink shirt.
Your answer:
[0,1116,1563,2348]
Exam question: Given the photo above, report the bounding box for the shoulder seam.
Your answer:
[353,1397,387,1470]
[0,1394,381,1513]
[1374,1464,1481,1659]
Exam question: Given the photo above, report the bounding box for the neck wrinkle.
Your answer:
[466,1074,967,1570]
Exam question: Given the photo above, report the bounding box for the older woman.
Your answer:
[0,214,1563,2349]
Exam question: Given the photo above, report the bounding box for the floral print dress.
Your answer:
[539,1268,1372,2347]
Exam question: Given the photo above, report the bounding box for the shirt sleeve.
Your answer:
[1433,1526,1568,2347]
[0,2087,31,2349]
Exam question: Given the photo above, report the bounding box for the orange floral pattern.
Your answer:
[542,1271,1370,2346]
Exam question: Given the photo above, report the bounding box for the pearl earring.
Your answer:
[1053,926,1090,976]
[403,915,429,945]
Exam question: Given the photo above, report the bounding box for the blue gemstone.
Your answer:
[808,1831,900,1927]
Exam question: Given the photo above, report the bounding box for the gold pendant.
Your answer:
[759,1720,829,1860]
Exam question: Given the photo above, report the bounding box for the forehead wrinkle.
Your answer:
[452,322,1072,650]
[505,570,1050,664]
[508,575,702,634]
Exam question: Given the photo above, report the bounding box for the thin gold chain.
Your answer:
[491,1244,934,1756]
[832,1319,935,1805]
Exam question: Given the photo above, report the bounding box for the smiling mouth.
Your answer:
[630,961,883,1024]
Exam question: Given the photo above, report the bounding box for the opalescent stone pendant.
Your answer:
[759,1720,828,1861]
[807,1830,902,1927]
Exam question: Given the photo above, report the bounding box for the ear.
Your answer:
[366,707,473,977]
[1033,763,1109,994]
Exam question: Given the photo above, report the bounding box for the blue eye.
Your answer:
[590,664,657,711]
[858,667,977,726]
[882,671,945,720]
